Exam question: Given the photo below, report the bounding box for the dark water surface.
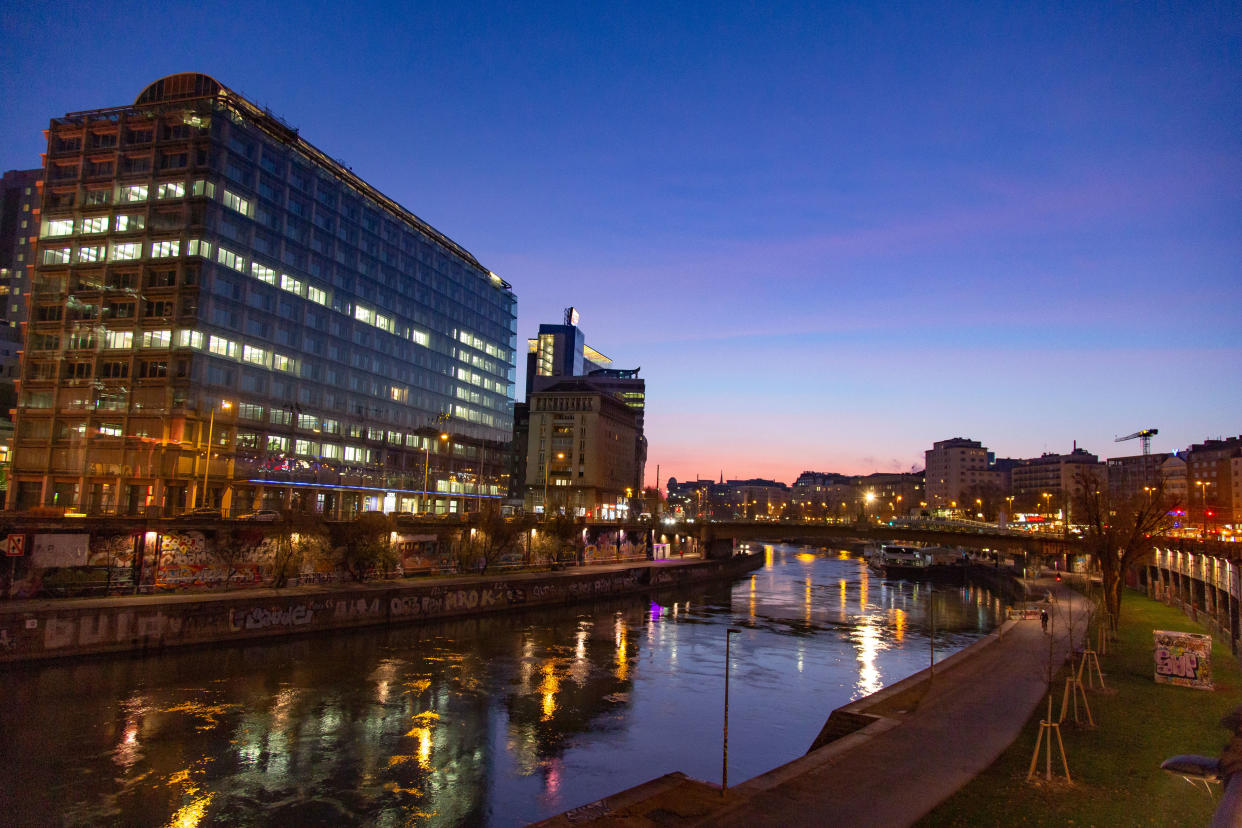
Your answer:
[0,545,1004,826]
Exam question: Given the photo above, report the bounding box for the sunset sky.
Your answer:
[2,2,1238,485]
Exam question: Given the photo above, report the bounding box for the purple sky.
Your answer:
[2,2,1239,485]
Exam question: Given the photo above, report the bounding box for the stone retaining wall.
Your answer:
[0,554,762,663]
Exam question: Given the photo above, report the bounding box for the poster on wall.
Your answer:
[31,534,90,567]
[1153,630,1213,690]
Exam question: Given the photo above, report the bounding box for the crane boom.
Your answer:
[1115,428,1159,455]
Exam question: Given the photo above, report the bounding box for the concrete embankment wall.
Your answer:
[0,554,762,663]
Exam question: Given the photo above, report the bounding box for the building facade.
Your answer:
[0,169,41,396]
[924,437,999,509]
[1010,447,1105,515]
[523,380,639,519]
[12,73,517,517]
[517,309,646,516]
[1185,436,1242,528]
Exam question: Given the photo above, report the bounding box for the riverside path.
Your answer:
[537,576,1090,828]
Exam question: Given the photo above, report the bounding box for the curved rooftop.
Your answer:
[135,73,227,106]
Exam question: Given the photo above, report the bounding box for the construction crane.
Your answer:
[1115,428,1158,455]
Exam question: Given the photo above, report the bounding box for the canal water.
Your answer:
[0,544,1005,826]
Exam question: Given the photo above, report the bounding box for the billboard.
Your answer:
[1153,630,1213,690]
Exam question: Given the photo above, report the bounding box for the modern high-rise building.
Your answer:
[516,308,646,518]
[12,73,517,517]
[0,169,41,395]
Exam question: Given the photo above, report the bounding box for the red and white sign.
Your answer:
[5,534,25,557]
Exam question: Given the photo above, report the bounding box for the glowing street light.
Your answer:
[422,424,450,516]
[200,399,232,508]
[544,451,565,518]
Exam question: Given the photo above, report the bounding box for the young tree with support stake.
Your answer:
[1072,469,1173,625]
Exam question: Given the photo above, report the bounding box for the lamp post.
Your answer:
[422,427,450,516]
[1195,480,1211,539]
[1041,492,1052,527]
[864,490,876,523]
[543,451,565,518]
[722,626,742,796]
[200,400,232,508]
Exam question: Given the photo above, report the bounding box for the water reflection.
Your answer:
[0,544,1003,826]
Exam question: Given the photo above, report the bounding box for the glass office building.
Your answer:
[12,73,517,517]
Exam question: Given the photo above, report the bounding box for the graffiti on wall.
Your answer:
[1153,630,1213,690]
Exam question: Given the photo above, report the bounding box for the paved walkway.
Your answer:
[534,577,1091,828]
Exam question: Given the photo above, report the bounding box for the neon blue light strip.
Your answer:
[243,479,502,499]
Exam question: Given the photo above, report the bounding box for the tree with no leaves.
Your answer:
[339,511,397,582]
[1073,469,1174,624]
[452,509,531,574]
[211,525,267,586]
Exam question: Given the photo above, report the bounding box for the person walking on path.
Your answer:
[1040,608,1049,632]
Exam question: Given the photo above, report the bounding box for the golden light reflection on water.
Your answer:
[165,794,212,828]
[614,616,629,682]
[539,662,560,719]
[160,701,239,732]
[796,552,816,564]
[804,575,812,623]
[748,575,756,620]
[853,617,883,698]
[893,607,906,643]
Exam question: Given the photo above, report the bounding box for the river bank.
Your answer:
[0,552,763,663]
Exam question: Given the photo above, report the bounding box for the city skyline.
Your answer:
[3,2,1239,485]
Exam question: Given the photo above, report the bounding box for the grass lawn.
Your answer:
[919,589,1241,827]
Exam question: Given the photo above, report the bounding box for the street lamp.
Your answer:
[200,400,232,508]
[864,490,876,522]
[1194,480,1212,539]
[1041,493,1052,525]
[543,451,565,518]
[422,428,450,516]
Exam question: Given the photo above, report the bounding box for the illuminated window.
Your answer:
[119,185,148,203]
[42,247,72,265]
[222,189,253,217]
[375,313,394,333]
[410,328,428,347]
[280,274,303,294]
[176,330,204,349]
[81,216,108,234]
[251,262,277,284]
[344,445,368,463]
[208,335,238,358]
[115,214,144,232]
[110,242,141,261]
[354,305,375,325]
[192,180,216,198]
[307,285,327,305]
[266,435,289,452]
[77,245,105,263]
[321,443,342,460]
[390,386,408,403]
[156,182,185,199]
[141,330,171,348]
[297,413,319,431]
[237,403,263,420]
[294,439,314,455]
[99,424,123,437]
[150,240,180,258]
[104,330,133,349]
[217,247,246,272]
[272,353,293,372]
[243,345,267,365]
[44,219,74,237]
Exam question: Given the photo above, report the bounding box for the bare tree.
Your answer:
[452,508,529,574]
[1073,469,1174,624]
[268,513,330,588]
[338,511,397,582]
[211,525,267,586]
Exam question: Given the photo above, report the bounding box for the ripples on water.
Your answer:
[0,544,1005,826]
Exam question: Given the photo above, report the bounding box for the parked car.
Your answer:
[239,509,281,522]
[176,507,221,520]
[389,511,416,522]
